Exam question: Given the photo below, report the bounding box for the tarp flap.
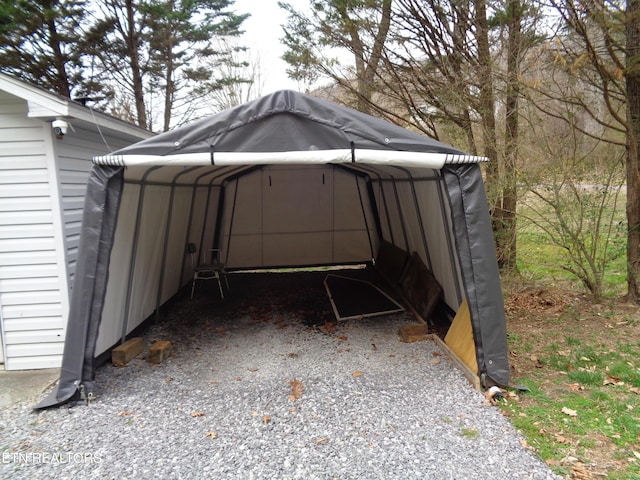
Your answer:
[35,165,124,408]
[443,164,509,386]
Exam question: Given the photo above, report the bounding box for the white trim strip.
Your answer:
[93,149,487,169]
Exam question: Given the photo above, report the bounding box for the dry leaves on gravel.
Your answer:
[289,379,303,402]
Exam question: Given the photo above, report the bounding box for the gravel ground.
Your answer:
[0,272,561,479]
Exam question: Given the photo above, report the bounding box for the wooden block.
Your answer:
[148,340,173,364]
[444,299,478,374]
[112,337,144,365]
[398,323,429,343]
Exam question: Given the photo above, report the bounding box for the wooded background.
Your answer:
[2,0,638,303]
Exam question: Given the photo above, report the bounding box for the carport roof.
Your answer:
[93,90,487,169]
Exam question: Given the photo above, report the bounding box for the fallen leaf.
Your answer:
[352,371,363,377]
[165,377,173,383]
[262,415,271,424]
[315,437,329,445]
[289,379,303,401]
[519,439,532,450]
[569,383,583,391]
[320,322,336,333]
[633,451,640,460]
[571,462,592,479]
[191,411,205,417]
[117,411,134,417]
[337,335,348,341]
[429,358,441,365]
[604,375,624,386]
[205,431,218,439]
[561,406,578,417]
[554,433,570,444]
[629,386,640,395]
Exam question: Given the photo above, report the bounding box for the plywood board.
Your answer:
[444,299,478,374]
[398,253,443,323]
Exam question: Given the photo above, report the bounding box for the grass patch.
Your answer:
[502,314,640,478]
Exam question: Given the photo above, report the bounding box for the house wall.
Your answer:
[0,92,68,370]
[55,125,136,286]
[0,90,148,370]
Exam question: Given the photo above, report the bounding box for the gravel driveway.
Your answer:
[0,272,561,479]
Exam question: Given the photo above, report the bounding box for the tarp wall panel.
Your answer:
[96,184,139,355]
[394,181,430,267]
[262,166,333,234]
[263,232,334,265]
[125,186,169,334]
[376,181,405,250]
[222,165,376,268]
[198,186,221,262]
[159,186,192,303]
[414,180,463,310]
[224,172,264,268]
[184,186,209,282]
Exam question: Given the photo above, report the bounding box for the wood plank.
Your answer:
[444,298,479,374]
[430,334,481,390]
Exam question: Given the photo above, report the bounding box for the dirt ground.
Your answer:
[503,283,640,384]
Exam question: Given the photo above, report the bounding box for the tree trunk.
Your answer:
[163,53,173,133]
[45,15,71,98]
[501,0,522,273]
[626,0,640,302]
[125,0,147,130]
[474,0,504,265]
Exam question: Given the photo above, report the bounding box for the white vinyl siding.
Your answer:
[0,92,67,370]
[56,125,137,287]
[0,79,150,370]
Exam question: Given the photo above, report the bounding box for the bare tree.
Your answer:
[542,0,640,302]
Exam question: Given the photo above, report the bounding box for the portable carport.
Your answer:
[36,90,508,408]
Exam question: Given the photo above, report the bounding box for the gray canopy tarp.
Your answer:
[36,90,508,408]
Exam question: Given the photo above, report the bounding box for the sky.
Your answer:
[233,0,307,94]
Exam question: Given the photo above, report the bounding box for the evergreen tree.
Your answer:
[0,0,87,97]
[143,0,249,131]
